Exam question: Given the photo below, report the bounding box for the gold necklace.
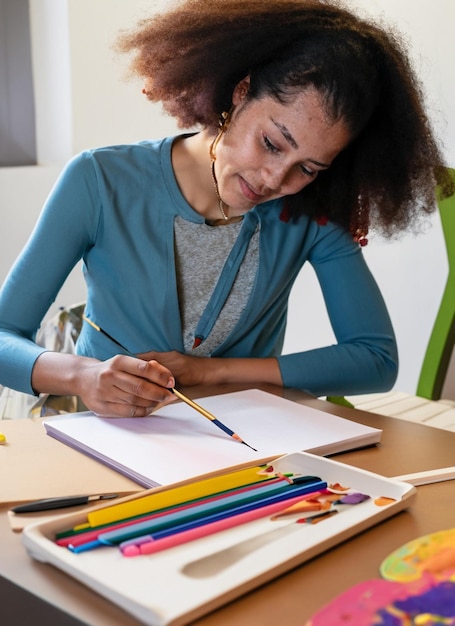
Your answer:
[210,158,228,221]
[209,112,231,222]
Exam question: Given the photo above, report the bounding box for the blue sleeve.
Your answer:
[277,228,398,396]
[0,152,98,393]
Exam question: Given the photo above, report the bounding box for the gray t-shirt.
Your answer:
[174,216,259,355]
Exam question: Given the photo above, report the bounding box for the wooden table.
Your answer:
[1,384,454,625]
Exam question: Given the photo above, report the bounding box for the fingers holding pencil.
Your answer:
[71,353,175,418]
[81,317,256,448]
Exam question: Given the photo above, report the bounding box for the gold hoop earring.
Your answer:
[209,109,233,221]
[209,110,232,162]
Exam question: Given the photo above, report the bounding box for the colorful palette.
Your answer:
[305,578,455,625]
[380,527,455,583]
[305,528,455,625]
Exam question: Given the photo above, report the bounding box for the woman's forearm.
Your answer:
[31,351,99,397]
[203,357,283,387]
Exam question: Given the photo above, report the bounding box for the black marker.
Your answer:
[11,493,118,514]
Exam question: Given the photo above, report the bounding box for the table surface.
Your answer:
[1,383,454,626]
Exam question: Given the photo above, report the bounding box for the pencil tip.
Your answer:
[232,433,257,451]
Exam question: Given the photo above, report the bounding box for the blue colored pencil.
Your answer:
[69,479,326,553]
[120,480,328,549]
[172,388,257,451]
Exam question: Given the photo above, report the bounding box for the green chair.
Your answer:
[416,180,455,400]
[329,168,455,429]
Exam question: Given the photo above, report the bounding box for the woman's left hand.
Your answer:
[137,350,211,387]
[137,350,283,389]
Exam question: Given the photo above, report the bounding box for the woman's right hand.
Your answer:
[32,352,176,417]
[79,355,176,417]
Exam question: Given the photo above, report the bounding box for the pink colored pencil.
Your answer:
[121,491,325,557]
[57,476,284,548]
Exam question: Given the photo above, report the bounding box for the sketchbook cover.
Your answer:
[22,452,415,626]
[43,389,381,488]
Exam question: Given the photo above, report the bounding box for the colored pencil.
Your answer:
[99,479,323,546]
[171,388,257,451]
[121,491,328,557]
[69,479,326,553]
[82,315,257,451]
[82,315,134,355]
[66,465,270,533]
[58,476,286,548]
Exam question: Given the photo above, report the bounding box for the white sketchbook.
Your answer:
[43,389,381,488]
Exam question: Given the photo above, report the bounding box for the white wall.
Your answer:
[0,0,453,395]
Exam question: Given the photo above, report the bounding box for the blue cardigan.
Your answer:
[0,136,398,396]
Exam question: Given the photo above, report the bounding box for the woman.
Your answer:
[0,0,452,417]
